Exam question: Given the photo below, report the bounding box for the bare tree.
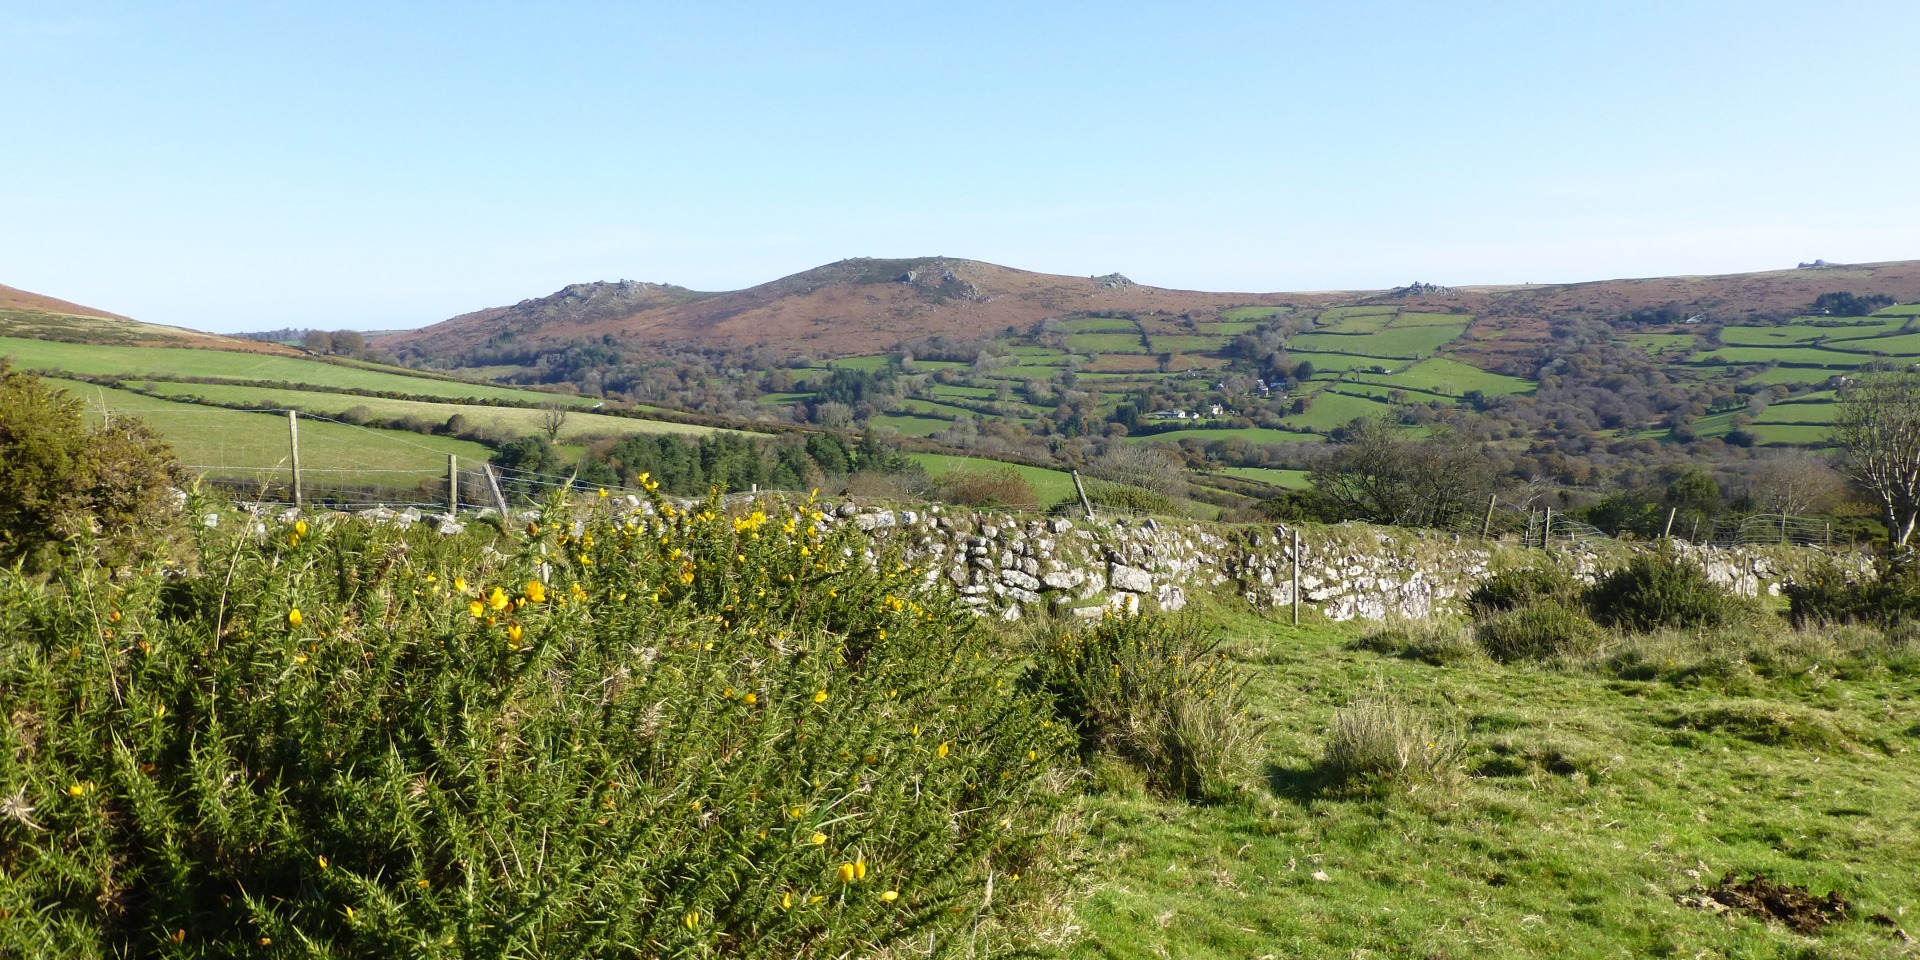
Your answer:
[1741,451,1846,516]
[1833,365,1920,545]
[537,400,571,443]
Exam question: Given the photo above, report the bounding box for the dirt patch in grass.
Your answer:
[1679,872,1852,934]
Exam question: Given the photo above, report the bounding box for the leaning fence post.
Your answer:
[288,411,303,509]
[1481,494,1497,540]
[1071,469,1094,521]
[1663,507,1677,540]
[482,463,511,516]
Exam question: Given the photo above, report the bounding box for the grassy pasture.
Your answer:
[1288,351,1405,374]
[1748,422,1837,445]
[1744,366,1849,386]
[1622,333,1700,354]
[1318,305,1398,319]
[869,413,950,437]
[1693,347,1856,366]
[1004,345,1072,358]
[1873,303,1920,315]
[1790,317,1912,338]
[0,337,591,406]
[1285,389,1398,430]
[1315,313,1392,334]
[135,381,727,440]
[1291,324,1466,359]
[1393,311,1474,327]
[1216,466,1312,489]
[757,391,813,405]
[1719,326,1832,346]
[1147,335,1229,354]
[903,453,1078,504]
[1817,332,1920,356]
[825,354,896,372]
[1086,354,1166,373]
[1059,317,1140,333]
[1218,306,1289,322]
[1389,357,1534,396]
[928,384,996,399]
[1753,402,1837,425]
[48,378,491,483]
[1199,321,1262,334]
[1132,426,1322,446]
[1066,333,1150,354]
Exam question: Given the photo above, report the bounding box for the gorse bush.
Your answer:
[1784,556,1920,628]
[0,488,1075,958]
[0,363,186,567]
[1475,600,1606,663]
[1466,565,1579,616]
[1030,615,1259,801]
[1584,550,1750,632]
[938,466,1039,510]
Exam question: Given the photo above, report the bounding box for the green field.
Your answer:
[1315,313,1393,334]
[49,378,491,485]
[136,381,726,441]
[1318,305,1398,319]
[825,354,896,372]
[1693,347,1856,366]
[904,453,1078,504]
[1217,466,1312,489]
[870,413,951,437]
[0,338,589,406]
[1623,333,1699,354]
[1132,426,1322,446]
[1745,366,1848,386]
[1218,306,1289,322]
[1290,324,1465,359]
[1146,335,1228,354]
[1754,401,1837,425]
[1059,317,1140,333]
[1394,311,1474,327]
[1819,331,1920,356]
[1199,321,1262,335]
[1387,357,1534,396]
[1289,351,1405,374]
[1719,326,1831,346]
[927,384,996,399]
[1747,423,1837,445]
[1284,389,1398,430]
[1066,333,1149,354]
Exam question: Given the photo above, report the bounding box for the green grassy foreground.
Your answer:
[1059,599,1920,959]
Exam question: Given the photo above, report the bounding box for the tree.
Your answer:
[537,400,571,442]
[1833,365,1920,545]
[1742,452,1846,516]
[303,329,334,354]
[1308,415,1499,528]
[330,329,366,356]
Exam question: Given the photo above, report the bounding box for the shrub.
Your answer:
[1030,615,1260,801]
[939,465,1038,510]
[0,363,186,566]
[1585,550,1750,632]
[1476,600,1606,662]
[1080,478,1179,517]
[1318,695,1461,787]
[0,490,1076,958]
[1784,556,1920,627]
[1466,565,1579,616]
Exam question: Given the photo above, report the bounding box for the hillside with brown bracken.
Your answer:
[378,257,1920,362]
[376,258,1345,357]
[0,283,298,354]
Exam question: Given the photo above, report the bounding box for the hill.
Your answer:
[378,257,1339,357]
[0,283,299,354]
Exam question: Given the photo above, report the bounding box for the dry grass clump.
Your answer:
[1318,694,1463,789]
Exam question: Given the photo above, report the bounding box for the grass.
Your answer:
[1283,390,1397,431]
[1198,321,1262,334]
[1066,333,1150,354]
[1388,357,1534,396]
[1057,602,1920,960]
[0,337,590,406]
[1818,332,1920,356]
[1060,317,1141,333]
[1290,324,1467,360]
[1395,311,1474,327]
[825,354,896,372]
[1131,427,1322,446]
[135,381,730,440]
[1218,306,1289,322]
[48,377,492,484]
[1316,313,1393,334]
[1623,333,1699,353]
[870,413,951,437]
[1692,347,1858,367]
[1286,351,1406,374]
[904,453,1079,504]
[1146,335,1229,354]
[1217,466,1312,489]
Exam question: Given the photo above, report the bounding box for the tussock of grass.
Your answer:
[1317,693,1463,789]
[1664,699,1864,751]
[1351,620,1481,666]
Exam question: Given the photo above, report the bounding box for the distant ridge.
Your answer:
[0,283,130,321]
[0,282,298,355]
[378,257,1920,359]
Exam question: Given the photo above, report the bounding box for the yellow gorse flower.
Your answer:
[813,690,829,704]
[810,832,827,845]
[454,577,467,592]
[488,588,510,612]
[523,581,547,604]
[836,863,857,883]
[469,600,484,619]
[293,520,308,536]
[287,608,303,627]
[937,742,950,758]
[507,624,524,643]
[880,890,899,902]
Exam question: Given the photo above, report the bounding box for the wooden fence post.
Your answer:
[1291,528,1301,627]
[1071,469,1094,521]
[482,464,511,516]
[288,411,303,509]
[1481,494,1497,540]
[447,455,459,517]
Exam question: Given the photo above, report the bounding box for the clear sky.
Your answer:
[4,1,1917,333]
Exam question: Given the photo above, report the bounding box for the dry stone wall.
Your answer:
[814,501,1857,623]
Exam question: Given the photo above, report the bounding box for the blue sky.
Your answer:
[3,1,1916,333]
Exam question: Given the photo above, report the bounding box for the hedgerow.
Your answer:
[0,487,1076,958]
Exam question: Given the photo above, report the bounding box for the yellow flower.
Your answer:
[469,600,484,618]
[722,687,736,699]
[287,608,303,627]
[598,487,609,499]
[344,905,355,921]
[417,878,429,888]
[880,890,899,902]
[790,806,805,819]
[813,690,829,704]
[294,520,309,536]
[488,588,510,612]
[293,654,308,665]
[454,577,467,592]
[743,692,757,705]
[507,624,524,643]
[836,863,857,883]
[810,832,827,845]
[854,858,867,880]
[937,742,950,758]
[67,784,85,797]
[524,581,547,604]
[317,855,329,870]
[782,891,794,910]
[683,910,699,930]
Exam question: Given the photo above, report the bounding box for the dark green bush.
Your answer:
[1080,479,1178,517]
[1584,551,1749,632]
[0,491,1075,958]
[1784,556,1920,627]
[1466,565,1580,616]
[0,363,186,566]
[1030,615,1260,801]
[1475,600,1606,662]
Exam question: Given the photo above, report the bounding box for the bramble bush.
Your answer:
[0,487,1077,958]
[1029,615,1260,802]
